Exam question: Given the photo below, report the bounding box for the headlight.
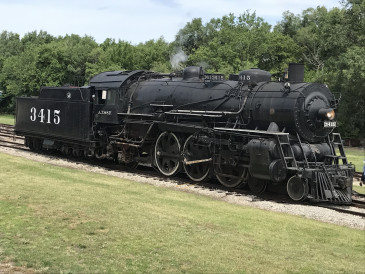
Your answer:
[326,109,335,120]
[318,108,335,120]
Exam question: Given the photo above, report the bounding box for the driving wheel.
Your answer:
[215,155,246,188]
[182,134,211,182]
[248,177,268,194]
[154,131,181,176]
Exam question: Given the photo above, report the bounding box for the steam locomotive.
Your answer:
[15,64,354,204]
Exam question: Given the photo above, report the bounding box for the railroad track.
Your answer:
[318,203,365,218]
[1,123,364,219]
[0,123,26,150]
[0,123,15,130]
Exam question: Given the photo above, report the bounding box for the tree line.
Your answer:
[0,0,363,139]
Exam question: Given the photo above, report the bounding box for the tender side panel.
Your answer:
[15,97,92,142]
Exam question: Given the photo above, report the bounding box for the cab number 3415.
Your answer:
[30,107,61,124]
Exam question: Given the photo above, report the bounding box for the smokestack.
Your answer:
[288,63,304,82]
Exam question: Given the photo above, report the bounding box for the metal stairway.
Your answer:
[328,133,348,165]
[276,134,298,170]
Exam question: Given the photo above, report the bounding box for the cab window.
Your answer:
[106,89,116,105]
[97,89,117,105]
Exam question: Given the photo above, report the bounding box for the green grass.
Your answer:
[0,114,15,125]
[344,146,364,173]
[353,185,365,194]
[0,152,364,273]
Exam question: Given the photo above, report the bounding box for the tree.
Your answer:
[257,31,301,75]
[174,18,211,56]
[0,45,39,101]
[274,11,302,37]
[134,37,171,70]
[21,30,54,50]
[0,31,22,75]
[188,12,273,75]
[0,34,98,100]
[333,46,365,139]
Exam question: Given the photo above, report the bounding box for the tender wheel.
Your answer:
[29,138,42,151]
[154,131,181,176]
[60,144,69,155]
[287,176,309,201]
[72,147,83,158]
[25,137,33,150]
[248,177,268,194]
[182,134,211,182]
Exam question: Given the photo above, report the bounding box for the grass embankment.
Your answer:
[0,152,364,273]
[0,114,15,125]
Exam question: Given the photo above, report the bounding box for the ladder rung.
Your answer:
[326,155,346,159]
[284,157,294,160]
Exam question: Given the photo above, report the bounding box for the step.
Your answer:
[326,155,346,159]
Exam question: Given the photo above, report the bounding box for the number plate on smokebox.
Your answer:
[324,121,336,128]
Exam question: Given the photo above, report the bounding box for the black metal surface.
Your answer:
[15,87,93,142]
[89,70,146,89]
[239,68,271,85]
[287,63,304,82]
[13,65,354,205]
[123,67,336,143]
[241,81,336,142]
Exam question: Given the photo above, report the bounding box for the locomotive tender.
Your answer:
[15,64,354,204]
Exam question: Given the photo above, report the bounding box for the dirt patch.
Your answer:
[0,260,36,274]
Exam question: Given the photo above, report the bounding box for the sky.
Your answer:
[0,0,343,44]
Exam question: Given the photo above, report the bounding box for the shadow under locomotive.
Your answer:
[15,64,354,204]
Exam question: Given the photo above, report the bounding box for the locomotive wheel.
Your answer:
[215,165,246,188]
[123,161,139,170]
[29,138,42,151]
[119,147,139,170]
[26,138,34,150]
[287,176,309,201]
[154,131,181,176]
[182,134,211,182]
[72,147,83,158]
[248,177,268,194]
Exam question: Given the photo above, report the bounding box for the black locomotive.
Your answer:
[15,64,354,204]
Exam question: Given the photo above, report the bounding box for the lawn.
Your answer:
[353,185,365,194]
[0,152,364,273]
[344,146,364,173]
[0,114,15,125]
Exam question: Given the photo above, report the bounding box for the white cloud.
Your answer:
[0,0,343,44]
